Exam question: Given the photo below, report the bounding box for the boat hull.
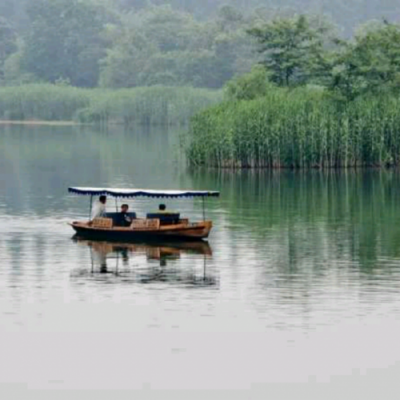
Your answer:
[70,221,212,242]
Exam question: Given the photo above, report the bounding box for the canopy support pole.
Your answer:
[115,198,118,212]
[89,195,93,220]
[90,246,94,274]
[116,251,119,276]
[202,197,206,221]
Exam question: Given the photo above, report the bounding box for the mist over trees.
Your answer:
[0,0,400,91]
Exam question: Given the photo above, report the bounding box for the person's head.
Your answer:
[99,195,107,204]
[159,204,166,211]
[121,204,129,213]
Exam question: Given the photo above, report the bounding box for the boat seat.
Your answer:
[131,218,160,230]
[146,213,180,224]
[106,212,136,226]
[92,217,113,229]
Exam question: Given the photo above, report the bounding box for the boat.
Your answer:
[68,187,220,241]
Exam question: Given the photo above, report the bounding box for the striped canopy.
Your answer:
[68,187,220,199]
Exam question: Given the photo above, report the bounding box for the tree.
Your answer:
[224,65,270,101]
[248,15,332,87]
[21,0,112,87]
[100,4,255,89]
[135,4,199,53]
[99,27,157,88]
[216,5,244,33]
[0,17,17,83]
[100,5,197,87]
[331,21,400,99]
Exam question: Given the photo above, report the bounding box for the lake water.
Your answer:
[1,125,400,399]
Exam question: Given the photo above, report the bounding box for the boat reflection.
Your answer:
[71,237,217,287]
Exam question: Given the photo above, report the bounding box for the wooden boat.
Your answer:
[68,187,219,241]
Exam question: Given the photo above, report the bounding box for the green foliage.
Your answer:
[186,16,400,169]
[21,0,112,87]
[1,1,400,104]
[2,39,37,85]
[0,16,17,82]
[224,65,270,101]
[187,87,400,168]
[99,4,257,89]
[4,1,400,92]
[248,15,334,87]
[331,21,400,99]
[115,1,400,37]
[0,84,221,125]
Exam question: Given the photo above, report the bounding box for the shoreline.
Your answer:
[0,120,80,126]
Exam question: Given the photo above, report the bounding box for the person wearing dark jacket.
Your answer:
[115,204,132,227]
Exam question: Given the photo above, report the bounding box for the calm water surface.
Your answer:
[1,125,400,398]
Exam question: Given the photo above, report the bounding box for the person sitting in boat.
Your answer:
[115,204,132,227]
[90,195,107,220]
[158,204,170,214]
[154,204,179,224]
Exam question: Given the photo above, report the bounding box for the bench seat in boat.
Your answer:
[146,213,180,224]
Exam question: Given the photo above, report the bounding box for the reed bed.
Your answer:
[0,84,91,121]
[187,88,400,168]
[81,86,222,125]
[0,84,221,125]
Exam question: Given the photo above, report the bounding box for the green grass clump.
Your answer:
[187,87,400,168]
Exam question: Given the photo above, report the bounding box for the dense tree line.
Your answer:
[230,16,400,100]
[0,0,261,88]
[0,0,400,90]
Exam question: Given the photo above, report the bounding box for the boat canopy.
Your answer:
[68,187,220,199]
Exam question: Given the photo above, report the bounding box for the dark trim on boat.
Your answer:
[70,223,209,242]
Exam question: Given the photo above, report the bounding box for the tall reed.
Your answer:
[0,84,221,125]
[187,87,400,168]
[80,86,222,125]
[0,84,91,121]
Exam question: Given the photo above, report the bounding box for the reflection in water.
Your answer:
[190,169,400,273]
[3,126,400,395]
[71,237,217,287]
